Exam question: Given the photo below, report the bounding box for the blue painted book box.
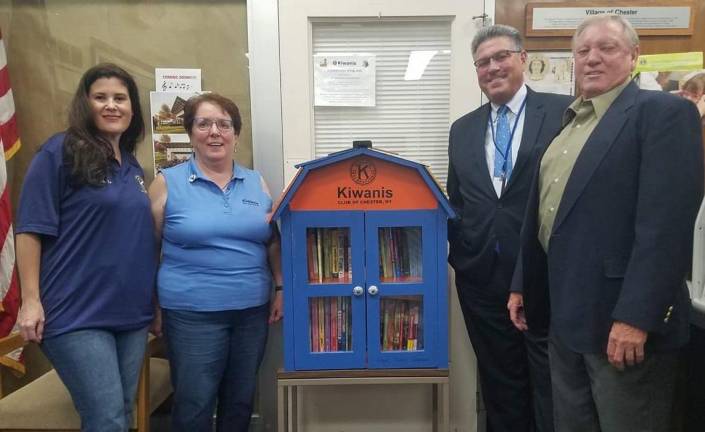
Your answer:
[272,145,455,371]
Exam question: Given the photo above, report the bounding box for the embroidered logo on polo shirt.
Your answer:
[242,199,260,206]
[134,175,147,193]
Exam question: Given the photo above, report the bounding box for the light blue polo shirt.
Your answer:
[157,157,273,311]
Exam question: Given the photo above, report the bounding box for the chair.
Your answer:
[0,333,172,432]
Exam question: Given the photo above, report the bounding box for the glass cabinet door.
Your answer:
[378,295,424,352]
[365,210,437,368]
[291,212,366,370]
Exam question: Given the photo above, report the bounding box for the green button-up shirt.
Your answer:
[537,79,631,251]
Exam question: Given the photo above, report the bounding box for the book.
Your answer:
[318,297,325,351]
[330,296,338,351]
[329,229,337,280]
[346,237,352,280]
[307,229,317,282]
[393,300,401,350]
[311,298,318,352]
[401,300,409,350]
[316,229,324,283]
[381,300,389,350]
[386,300,395,350]
[408,304,419,351]
[336,230,346,279]
[337,297,344,351]
[341,298,348,351]
[324,297,331,351]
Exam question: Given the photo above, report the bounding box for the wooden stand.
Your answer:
[276,368,450,432]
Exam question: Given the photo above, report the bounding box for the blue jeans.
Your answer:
[41,327,149,432]
[163,303,269,432]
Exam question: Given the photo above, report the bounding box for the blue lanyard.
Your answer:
[489,97,527,179]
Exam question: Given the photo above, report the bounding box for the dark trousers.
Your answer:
[549,334,679,432]
[456,272,553,432]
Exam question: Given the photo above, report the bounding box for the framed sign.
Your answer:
[526,2,694,37]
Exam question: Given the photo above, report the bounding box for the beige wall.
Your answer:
[1,0,251,204]
[0,0,250,394]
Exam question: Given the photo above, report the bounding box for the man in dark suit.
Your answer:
[510,15,704,431]
[447,24,571,432]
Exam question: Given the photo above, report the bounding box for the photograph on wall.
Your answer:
[150,91,200,174]
[313,53,376,107]
[150,91,199,135]
[634,52,705,121]
[523,51,575,96]
[153,134,193,173]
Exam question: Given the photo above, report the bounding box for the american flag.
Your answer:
[0,28,23,374]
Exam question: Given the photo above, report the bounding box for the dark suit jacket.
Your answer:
[512,82,705,353]
[447,87,572,293]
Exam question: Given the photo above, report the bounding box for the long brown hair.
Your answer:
[63,63,145,186]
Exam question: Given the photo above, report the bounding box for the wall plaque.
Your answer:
[526,2,694,37]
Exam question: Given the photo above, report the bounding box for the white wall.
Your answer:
[248,1,488,430]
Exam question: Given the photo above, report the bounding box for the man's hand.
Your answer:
[507,292,528,331]
[606,321,648,370]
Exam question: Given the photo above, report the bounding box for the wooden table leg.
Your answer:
[287,386,294,432]
[277,384,285,432]
[442,381,450,432]
[295,386,303,432]
[432,383,439,432]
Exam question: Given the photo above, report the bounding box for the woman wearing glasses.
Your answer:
[148,93,283,432]
[15,63,155,431]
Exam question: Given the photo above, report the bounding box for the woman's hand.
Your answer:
[18,297,45,343]
[269,291,283,324]
[150,305,163,337]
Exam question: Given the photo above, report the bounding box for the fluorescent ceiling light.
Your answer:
[404,50,437,81]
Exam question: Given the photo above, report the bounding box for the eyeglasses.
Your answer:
[473,49,522,69]
[194,117,234,132]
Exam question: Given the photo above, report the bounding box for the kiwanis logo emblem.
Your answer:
[134,175,147,193]
[349,158,376,185]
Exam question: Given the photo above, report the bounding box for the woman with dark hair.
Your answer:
[15,63,155,432]
[148,92,283,432]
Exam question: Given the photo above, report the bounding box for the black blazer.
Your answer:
[512,82,704,353]
[447,87,572,288]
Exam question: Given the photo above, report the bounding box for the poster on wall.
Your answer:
[523,51,575,96]
[313,54,376,107]
[155,68,202,92]
[633,52,705,119]
[150,91,201,173]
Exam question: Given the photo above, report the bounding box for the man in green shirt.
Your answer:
[510,15,704,432]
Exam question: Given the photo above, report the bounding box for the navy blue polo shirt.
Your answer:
[16,133,156,338]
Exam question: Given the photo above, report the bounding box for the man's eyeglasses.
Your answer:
[194,118,235,132]
[473,49,522,69]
